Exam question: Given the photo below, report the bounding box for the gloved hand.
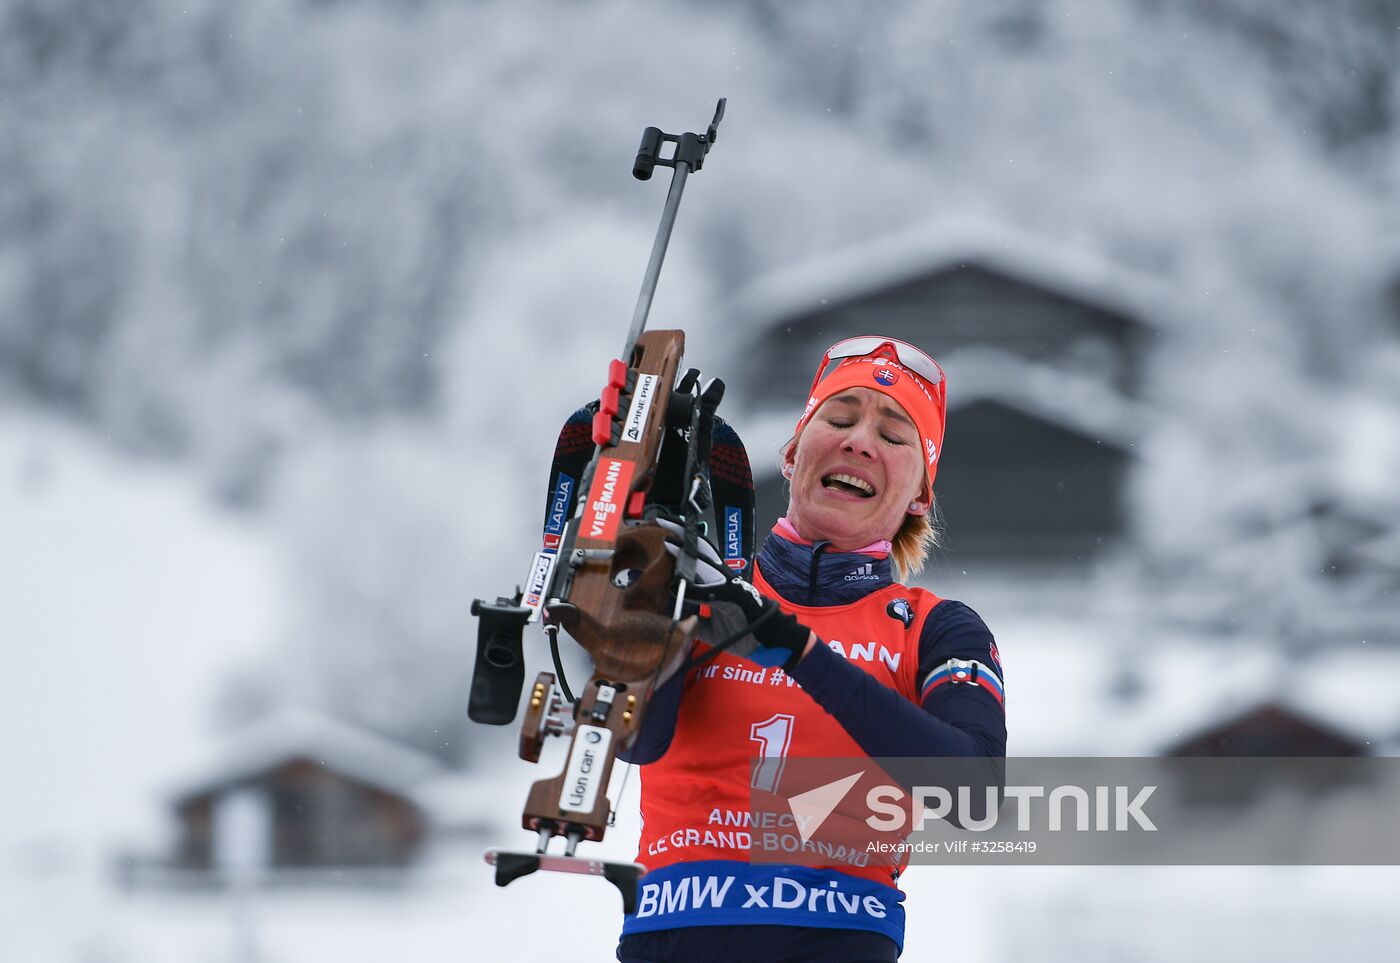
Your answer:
[654,518,813,672]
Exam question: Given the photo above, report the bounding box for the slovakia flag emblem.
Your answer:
[874,367,899,386]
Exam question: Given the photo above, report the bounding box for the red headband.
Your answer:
[793,346,948,489]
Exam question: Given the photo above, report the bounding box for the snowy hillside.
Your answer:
[3,0,1400,959]
[0,414,278,855]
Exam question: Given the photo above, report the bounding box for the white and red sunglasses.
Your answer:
[806,336,945,398]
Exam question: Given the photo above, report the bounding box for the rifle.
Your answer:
[466,100,751,913]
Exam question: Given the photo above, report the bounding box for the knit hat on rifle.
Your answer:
[792,337,948,489]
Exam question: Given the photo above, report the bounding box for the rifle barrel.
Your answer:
[622,162,691,362]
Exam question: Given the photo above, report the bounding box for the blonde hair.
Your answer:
[890,499,940,583]
[778,438,941,584]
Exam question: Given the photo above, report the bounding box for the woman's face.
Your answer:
[784,387,930,550]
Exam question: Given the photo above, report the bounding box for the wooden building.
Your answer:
[1164,701,1369,758]
[160,708,462,880]
[1160,700,1375,808]
[730,219,1165,569]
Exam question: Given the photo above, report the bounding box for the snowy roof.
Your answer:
[1003,620,1400,757]
[1286,647,1400,745]
[943,348,1149,449]
[168,706,449,805]
[728,215,1177,338]
[1151,651,1400,753]
[741,351,1148,484]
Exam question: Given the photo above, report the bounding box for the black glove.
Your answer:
[655,519,812,672]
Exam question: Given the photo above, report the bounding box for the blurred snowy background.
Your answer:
[3,0,1400,960]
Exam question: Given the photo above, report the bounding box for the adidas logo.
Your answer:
[844,562,879,582]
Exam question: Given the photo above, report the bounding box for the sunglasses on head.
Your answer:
[808,336,945,397]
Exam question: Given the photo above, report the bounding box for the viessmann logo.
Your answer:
[584,458,635,540]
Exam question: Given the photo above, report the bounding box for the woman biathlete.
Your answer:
[617,337,1008,963]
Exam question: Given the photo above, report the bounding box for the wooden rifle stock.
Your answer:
[524,329,691,843]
